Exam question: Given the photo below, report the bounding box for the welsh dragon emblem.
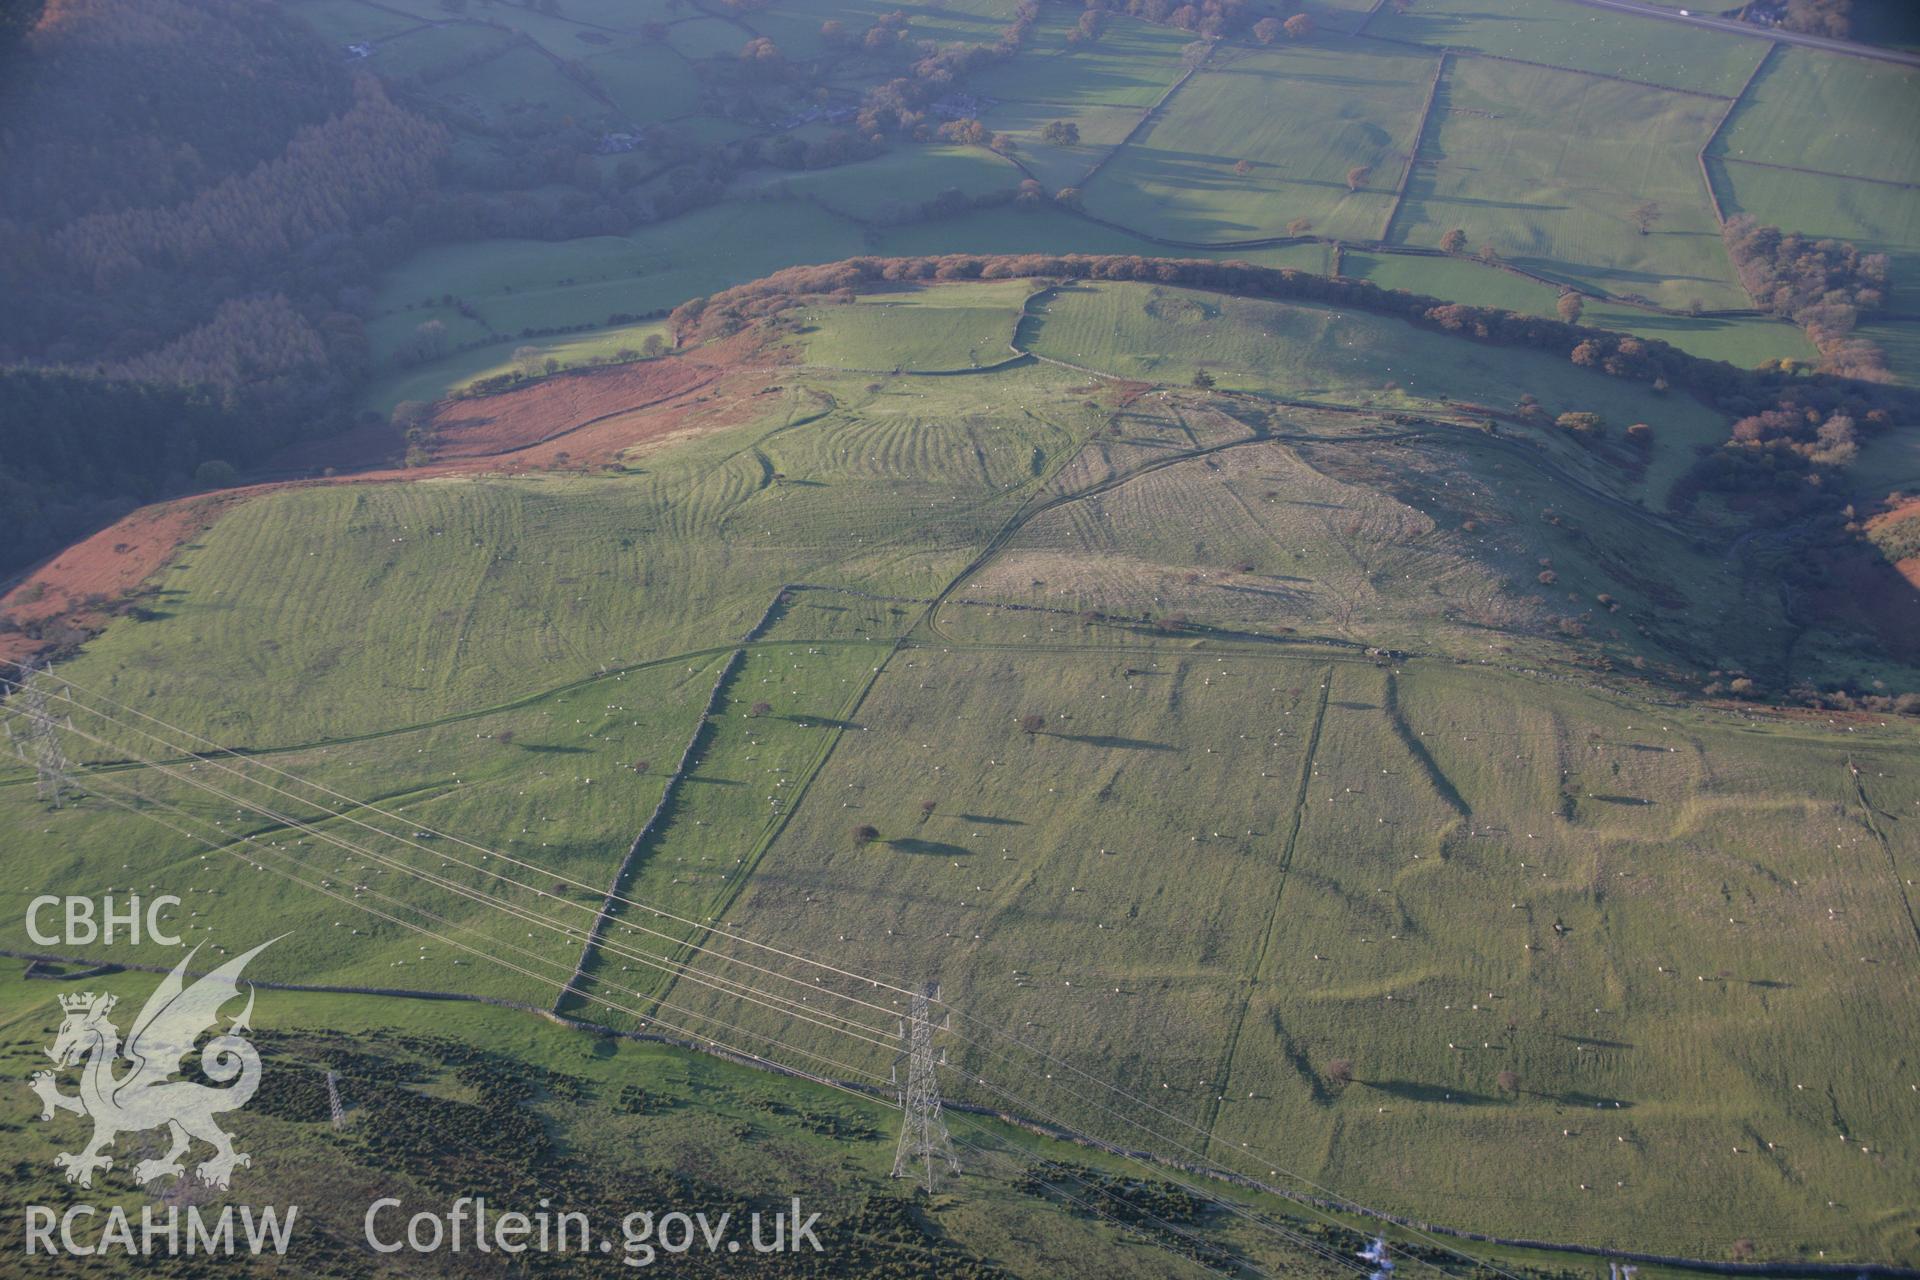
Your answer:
[27,939,276,1190]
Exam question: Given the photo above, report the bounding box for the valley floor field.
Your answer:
[309,0,1920,411]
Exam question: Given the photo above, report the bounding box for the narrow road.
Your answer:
[1566,0,1920,67]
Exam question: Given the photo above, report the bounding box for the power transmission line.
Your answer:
[7,665,1515,1280]
[4,662,76,807]
[892,982,959,1192]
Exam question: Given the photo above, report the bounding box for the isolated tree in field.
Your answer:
[1345,164,1371,192]
[1018,713,1046,735]
[1055,186,1083,209]
[853,823,880,846]
[920,799,937,817]
[748,700,772,717]
[1285,216,1313,237]
[631,759,650,774]
[1283,12,1314,39]
[1042,120,1080,146]
[1325,1058,1355,1085]
[1191,368,1216,389]
[1555,292,1583,323]
[1252,15,1282,43]
[1233,158,1253,176]
[1440,228,1468,255]
[514,345,545,376]
[1496,1069,1520,1094]
[1625,422,1652,448]
[641,333,666,357]
[1630,200,1661,236]
[1556,411,1604,436]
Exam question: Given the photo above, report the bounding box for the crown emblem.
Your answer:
[58,992,113,1016]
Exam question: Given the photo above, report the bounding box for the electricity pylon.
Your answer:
[4,663,75,808]
[326,1070,347,1130]
[891,981,959,1192]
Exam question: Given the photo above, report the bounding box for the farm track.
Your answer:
[1198,665,1333,1152]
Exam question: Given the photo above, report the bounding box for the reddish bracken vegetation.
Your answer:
[421,356,722,460]
[1,340,779,666]
[0,491,244,664]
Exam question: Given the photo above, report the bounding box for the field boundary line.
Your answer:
[1076,40,1215,190]
[640,637,908,1021]
[1355,33,1737,100]
[1846,757,1920,953]
[1379,51,1448,244]
[555,648,742,1012]
[1198,663,1333,1149]
[1716,155,1920,191]
[1697,42,1774,227]
[1037,201,1746,317]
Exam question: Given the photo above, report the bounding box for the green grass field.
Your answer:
[1361,0,1768,96]
[759,145,1025,222]
[1390,57,1746,310]
[655,645,1920,1261]
[983,100,1145,191]
[11,261,1920,1272]
[1708,159,1920,311]
[1082,37,1435,243]
[1023,280,1733,504]
[966,11,1200,108]
[1714,47,1920,187]
[1338,251,1816,369]
[789,280,1034,370]
[1856,318,1920,389]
